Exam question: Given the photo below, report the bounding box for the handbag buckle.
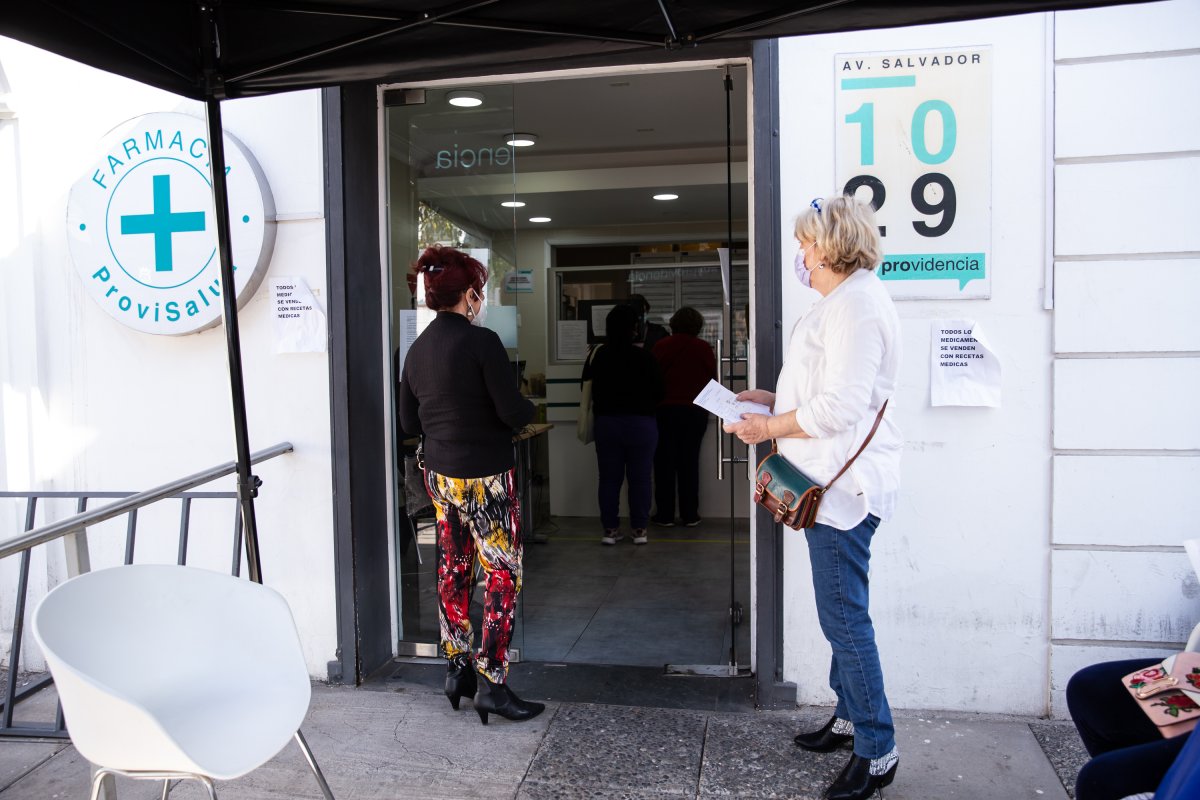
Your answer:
[1136,674,1179,699]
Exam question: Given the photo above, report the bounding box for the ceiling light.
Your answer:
[446,90,483,107]
[529,217,552,223]
[505,133,538,147]
[653,193,679,201]
[501,200,526,208]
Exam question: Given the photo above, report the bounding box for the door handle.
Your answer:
[716,338,724,480]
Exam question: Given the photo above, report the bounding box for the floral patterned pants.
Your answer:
[424,468,523,683]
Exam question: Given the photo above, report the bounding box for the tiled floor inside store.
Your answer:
[397,515,752,671]
[518,516,751,668]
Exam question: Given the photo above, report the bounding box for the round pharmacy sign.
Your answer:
[66,112,275,335]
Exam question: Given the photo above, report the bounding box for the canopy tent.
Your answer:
[0,0,1146,579]
[2,0,1148,100]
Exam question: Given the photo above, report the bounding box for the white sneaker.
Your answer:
[601,529,624,545]
[632,529,648,545]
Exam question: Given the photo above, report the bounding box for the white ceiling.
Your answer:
[388,66,749,235]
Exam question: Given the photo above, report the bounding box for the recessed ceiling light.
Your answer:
[501,200,526,208]
[446,90,483,107]
[505,132,538,147]
[529,216,552,223]
[653,193,679,201]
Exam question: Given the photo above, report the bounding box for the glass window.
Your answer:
[551,246,748,373]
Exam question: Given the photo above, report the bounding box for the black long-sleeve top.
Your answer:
[582,343,664,417]
[398,312,534,478]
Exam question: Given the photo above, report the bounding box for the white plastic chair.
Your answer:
[32,564,333,799]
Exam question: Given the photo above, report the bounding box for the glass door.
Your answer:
[385,84,524,658]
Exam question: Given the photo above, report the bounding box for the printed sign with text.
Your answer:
[835,47,992,299]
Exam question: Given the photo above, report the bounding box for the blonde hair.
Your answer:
[793,195,882,275]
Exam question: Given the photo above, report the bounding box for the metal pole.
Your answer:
[724,67,737,669]
[200,5,264,585]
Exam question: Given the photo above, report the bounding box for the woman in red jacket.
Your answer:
[650,307,716,527]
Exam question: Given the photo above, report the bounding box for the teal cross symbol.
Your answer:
[120,174,206,272]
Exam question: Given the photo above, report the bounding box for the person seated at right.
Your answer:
[1068,658,1192,799]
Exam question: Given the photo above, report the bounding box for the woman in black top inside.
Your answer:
[397,246,542,725]
[582,302,664,545]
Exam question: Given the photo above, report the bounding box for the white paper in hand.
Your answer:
[693,379,772,424]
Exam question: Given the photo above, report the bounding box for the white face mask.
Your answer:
[468,289,488,326]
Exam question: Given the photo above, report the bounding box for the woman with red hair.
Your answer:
[398,245,542,725]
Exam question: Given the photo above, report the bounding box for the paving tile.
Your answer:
[302,686,551,779]
[698,707,839,799]
[526,704,707,795]
[0,745,174,800]
[883,712,1070,800]
[0,740,71,794]
[519,783,687,800]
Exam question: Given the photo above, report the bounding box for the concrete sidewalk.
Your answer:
[0,681,1085,799]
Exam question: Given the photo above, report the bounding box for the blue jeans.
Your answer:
[805,514,895,759]
[595,414,657,530]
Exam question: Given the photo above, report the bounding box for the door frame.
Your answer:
[326,49,790,702]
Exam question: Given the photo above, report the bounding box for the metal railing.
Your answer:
[0,442,293,739]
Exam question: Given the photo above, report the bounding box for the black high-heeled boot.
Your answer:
[444,656,477,710]
[473,673,545,725]
[824,753,898,800]
[793,715,853,752]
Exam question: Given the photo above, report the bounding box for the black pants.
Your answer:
[653,405,708,523]
[1068,658,1190,800]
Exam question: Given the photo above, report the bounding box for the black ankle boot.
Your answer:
[473,673,545,725]
[794,715,854,752]
[444,657,477,710]
[824,754,898,800]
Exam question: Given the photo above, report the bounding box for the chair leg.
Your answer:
[89,769,116,800]
[294,730,335,800]
[197,776,217,799]
[161,778,170,800]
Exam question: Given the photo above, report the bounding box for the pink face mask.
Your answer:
[794,248,811,288]
[792,247,820,291]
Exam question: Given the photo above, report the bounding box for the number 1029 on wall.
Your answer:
[834,48,991,299]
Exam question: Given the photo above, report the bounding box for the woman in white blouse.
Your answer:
[725,195,902,800]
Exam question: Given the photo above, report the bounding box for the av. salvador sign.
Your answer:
[66,113,275,335]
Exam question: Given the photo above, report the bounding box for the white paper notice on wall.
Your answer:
[930,319,1000,407]
[271,277,327,354]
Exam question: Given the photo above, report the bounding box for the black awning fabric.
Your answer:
[1,0,1148,100]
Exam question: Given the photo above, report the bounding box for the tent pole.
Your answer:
[201,98,263,584]
[203,97,264,586]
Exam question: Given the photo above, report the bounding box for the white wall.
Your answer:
[778,14,1056,714]
[1048,0,1200,717]
[776,0,1200,718]
[0,38,337,676]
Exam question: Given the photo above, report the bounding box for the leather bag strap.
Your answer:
[823,399,889,491]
